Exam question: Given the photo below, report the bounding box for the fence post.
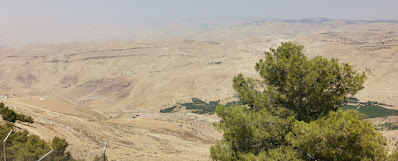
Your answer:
[38,149,54,161]
[103,139,108,161]
[3,129,12,161]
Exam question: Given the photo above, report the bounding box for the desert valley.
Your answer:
[1,19,398,160]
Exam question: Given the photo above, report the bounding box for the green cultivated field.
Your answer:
[161,97,398,119]
[160,98,241,114]
[342,105,398,118]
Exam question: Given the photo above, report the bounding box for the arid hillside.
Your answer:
[1,20,398,160]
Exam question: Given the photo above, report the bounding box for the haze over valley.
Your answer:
[1,1,398,160]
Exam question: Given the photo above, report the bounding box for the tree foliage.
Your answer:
[46,137,74,161]
[388,149,398,161]
[0,123,78,161]
[211,42,392,161]
[289,110,386,161]
[0,102,80,161]
[234,42,365,121]
[211,105,295,160]
[0,102,33,123]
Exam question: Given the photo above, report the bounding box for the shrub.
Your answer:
[0,103,34,123]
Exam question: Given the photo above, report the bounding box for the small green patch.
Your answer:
[346,97,393,107]
[375,122,398,130]
[342,105,398,118]
[191,97,206,104]
[162,97,398,117]
[181,98,219,114]
[160,98,242,114]
[209,61,222,65]
[225,101,242,107]
[342,97,397,118]
[160,106,178,113]
[346,97,359,103]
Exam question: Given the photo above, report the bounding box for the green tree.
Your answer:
[0,115,77,161]
[0,103,34,123]
[40,137,79,161]
[1,107,17,123]
[234,42,365,122]
[1,123,50,161]
[289,110,387,161]
[211,105,296,160]
[16,114,34,123]
[239,146,303,161]
[9,134,51,161]
[210,42,388,161]
[52,137,69,155]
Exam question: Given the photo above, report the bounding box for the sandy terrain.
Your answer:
[1,20,398,160]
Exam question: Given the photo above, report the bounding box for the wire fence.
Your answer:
[1,103,108,161]
[0,129,108,161]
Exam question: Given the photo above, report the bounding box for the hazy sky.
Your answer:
[1,0,398,46]
[2,0,398,22]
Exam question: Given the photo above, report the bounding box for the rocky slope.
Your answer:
[1,20,398,160]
